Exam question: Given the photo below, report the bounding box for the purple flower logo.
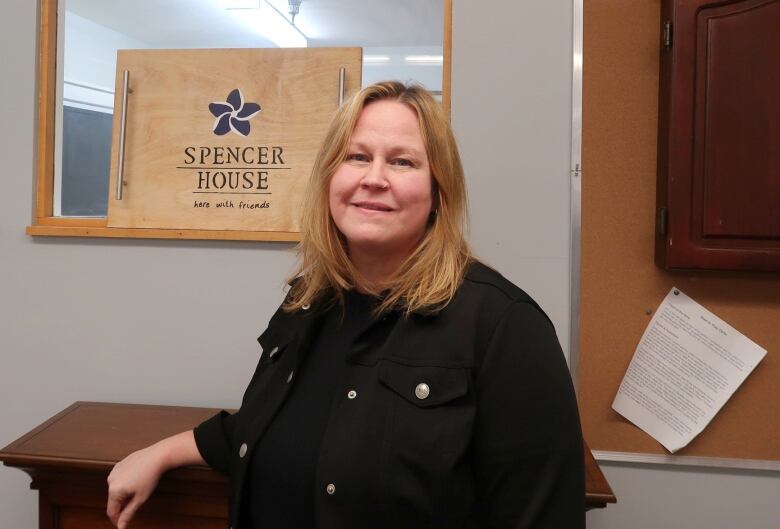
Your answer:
[209,89,261,137]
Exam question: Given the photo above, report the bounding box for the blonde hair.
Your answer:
[285,81,472,315]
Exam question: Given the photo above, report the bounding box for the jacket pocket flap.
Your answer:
[378,361,469,408]
[257,327,292,362]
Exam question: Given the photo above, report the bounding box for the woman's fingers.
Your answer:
[116,497,143,529]
[106,488,129,527]
[106,484,147,529]
[106,461,145,528]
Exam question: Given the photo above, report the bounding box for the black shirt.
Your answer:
[247,290,378,529]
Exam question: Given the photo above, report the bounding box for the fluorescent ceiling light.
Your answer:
[219,0,259,7]
[220,0,307,48]
[404,55,443,65]
[363,55,392,64]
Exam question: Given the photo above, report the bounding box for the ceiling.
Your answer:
[64,0,444,49]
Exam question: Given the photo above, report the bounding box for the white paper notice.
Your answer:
[612,287,767,453]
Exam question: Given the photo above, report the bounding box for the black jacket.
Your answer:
[194,261,585,529]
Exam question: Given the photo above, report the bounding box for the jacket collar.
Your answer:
[257,293,329,365]
[265,287,443,366]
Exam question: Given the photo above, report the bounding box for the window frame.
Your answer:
[27,0,452,242]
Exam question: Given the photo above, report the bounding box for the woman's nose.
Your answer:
[360,160,389,190]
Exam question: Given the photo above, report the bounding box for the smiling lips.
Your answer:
[353,201,394,212]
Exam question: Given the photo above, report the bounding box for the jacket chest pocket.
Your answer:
[375,360,474,520]
[378,360,473,455]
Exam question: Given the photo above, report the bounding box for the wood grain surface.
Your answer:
[106,48,362,233]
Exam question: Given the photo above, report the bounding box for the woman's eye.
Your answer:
[346,153,368,162]
[392,158,414,167]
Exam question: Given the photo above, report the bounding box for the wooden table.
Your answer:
[1,402,615,528]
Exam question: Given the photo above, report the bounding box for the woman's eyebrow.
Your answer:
[387,145,425,159]
[346,140,425,159]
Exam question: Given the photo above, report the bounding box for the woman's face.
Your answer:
[329,100,433,261]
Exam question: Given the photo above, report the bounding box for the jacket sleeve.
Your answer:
[473,301,585,529]
[193,409,238,476]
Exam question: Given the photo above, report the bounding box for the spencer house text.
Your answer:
[183,146,286,192]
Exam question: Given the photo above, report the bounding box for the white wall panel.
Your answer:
[451,0,573,356]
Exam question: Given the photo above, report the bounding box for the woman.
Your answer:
[106,81,584,529]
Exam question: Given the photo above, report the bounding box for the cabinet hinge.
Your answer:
[658,207,668,236]
[663,21,673,49]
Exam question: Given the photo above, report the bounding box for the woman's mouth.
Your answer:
[353,201,393,212]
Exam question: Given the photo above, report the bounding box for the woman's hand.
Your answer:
[106,430,205,529]
[106,443,166,529]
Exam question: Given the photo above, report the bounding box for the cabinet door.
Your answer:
[656,0,780,272]
[107,48,361,233]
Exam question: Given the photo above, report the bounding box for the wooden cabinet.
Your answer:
[655,0,780,272]
[0,403,229,529]
[1,402,615,528]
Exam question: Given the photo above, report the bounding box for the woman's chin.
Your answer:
[345,235,408,257]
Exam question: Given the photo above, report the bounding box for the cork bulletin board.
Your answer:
[578,0,780,465]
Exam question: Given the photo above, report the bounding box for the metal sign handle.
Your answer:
[115,70,130,200]
[338,67,346,106]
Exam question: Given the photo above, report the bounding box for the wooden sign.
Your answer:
[106,48,362,234]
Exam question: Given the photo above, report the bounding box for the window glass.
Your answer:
[54,0,444,218]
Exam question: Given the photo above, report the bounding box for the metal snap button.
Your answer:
[302,303,311,310]
[347,390,357,399]
[239,443,247,458]
[326,483,336,495]
[415,383,430,400]
[287,370,294,383]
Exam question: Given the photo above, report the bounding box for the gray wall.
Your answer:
[1,0,777,527]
